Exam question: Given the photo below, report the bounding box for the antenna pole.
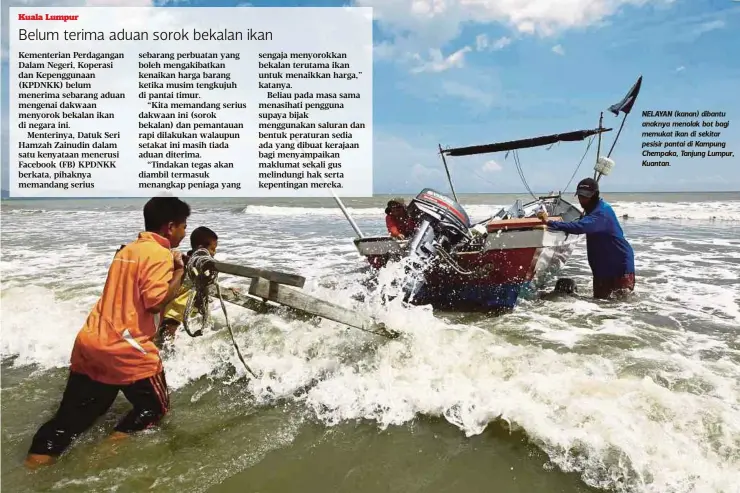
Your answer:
[594,112,603,180]
[606,112,629,158]
[438,144,458,202]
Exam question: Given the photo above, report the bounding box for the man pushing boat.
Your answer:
[24,196,191,468]
[537,178,635,299]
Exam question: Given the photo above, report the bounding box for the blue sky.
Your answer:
[2,0,739,195]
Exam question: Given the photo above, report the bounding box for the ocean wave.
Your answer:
[3,282,738,493]
[4,199,738,223]
[2,200,739,493]
[241,201,740,223]
[611,201,740,222]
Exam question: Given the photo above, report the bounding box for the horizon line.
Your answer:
[2,189,740,201]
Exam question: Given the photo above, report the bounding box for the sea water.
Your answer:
[1,192,739,493]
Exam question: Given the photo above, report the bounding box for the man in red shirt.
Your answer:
[385,198,416,239]
[25,196,191,468]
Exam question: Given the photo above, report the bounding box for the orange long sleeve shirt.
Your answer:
[386,214,416,238]
[70,232,174,385]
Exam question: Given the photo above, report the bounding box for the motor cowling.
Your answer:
[398,189,473,301]
[406,188,472,259]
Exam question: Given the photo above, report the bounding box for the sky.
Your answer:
[1,0,739,196]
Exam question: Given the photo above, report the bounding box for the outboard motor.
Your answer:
[400,188,473,300]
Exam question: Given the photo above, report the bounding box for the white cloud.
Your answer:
[607,8,736,48]
[552,44,565,55]
[407,33,510,74]
[355,0,673,55]
[675,65,685,72]
[372,133,450,193]
[475,34,488,51]
[440,80,495,107]
[475,34,512,51]
[491,36,512,50]
[372,40,400,60]
[395,63,503,110]
[481,160,502,172]
[693,19,725,35]
[411,162,444,180]
[410,46,471,73]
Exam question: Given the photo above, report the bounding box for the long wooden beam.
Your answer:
[247,277,397,338]
[209,284,320,324]
[212,261,306,288]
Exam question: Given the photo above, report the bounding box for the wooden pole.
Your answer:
[247,277,395,336]
[329,190,364,238]
[438,144,459,202]
[606,112,628,158]
[212,261,305,288]
[209,284,320,323]
[594,112,603,180]
[201,261,397,338]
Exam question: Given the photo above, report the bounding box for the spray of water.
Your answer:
[364,251,437,308]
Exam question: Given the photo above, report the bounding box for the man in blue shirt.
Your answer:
[538,178,635,299]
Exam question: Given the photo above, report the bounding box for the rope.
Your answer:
[182,248,258,379]
[352,322,400,339]
[182,284,207,337]
[512,150,538,200]
[563,135,596,193]
[215,284,258,378]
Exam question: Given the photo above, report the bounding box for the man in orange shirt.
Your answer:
[24,196,191,468]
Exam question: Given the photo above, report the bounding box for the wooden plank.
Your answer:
[208,284,319,323]
[212,260,306,288]
[486,216,562,232]
[247,277,394,336]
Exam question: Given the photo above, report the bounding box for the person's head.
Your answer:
[554,278,578,295]
[575,178,600,211]
[189,226,218,256]
[143,196,191,248]
[385,198,407,218]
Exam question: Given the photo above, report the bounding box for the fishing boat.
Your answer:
[353,191,584,310]
[334,76,643,311]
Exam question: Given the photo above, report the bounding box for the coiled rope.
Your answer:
[182,248,258,379]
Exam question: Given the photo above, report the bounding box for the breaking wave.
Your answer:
[242,200,740,223]
[2,195,739,493]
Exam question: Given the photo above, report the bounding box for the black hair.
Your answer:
[188,226,218,255]
[385,198,406,214]
[143,196,191,232]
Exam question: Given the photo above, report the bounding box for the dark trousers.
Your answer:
[28,370,170,456]
[593,273,635,299]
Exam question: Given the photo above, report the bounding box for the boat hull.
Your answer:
[412,242,578,310]
[355,227,581,311]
